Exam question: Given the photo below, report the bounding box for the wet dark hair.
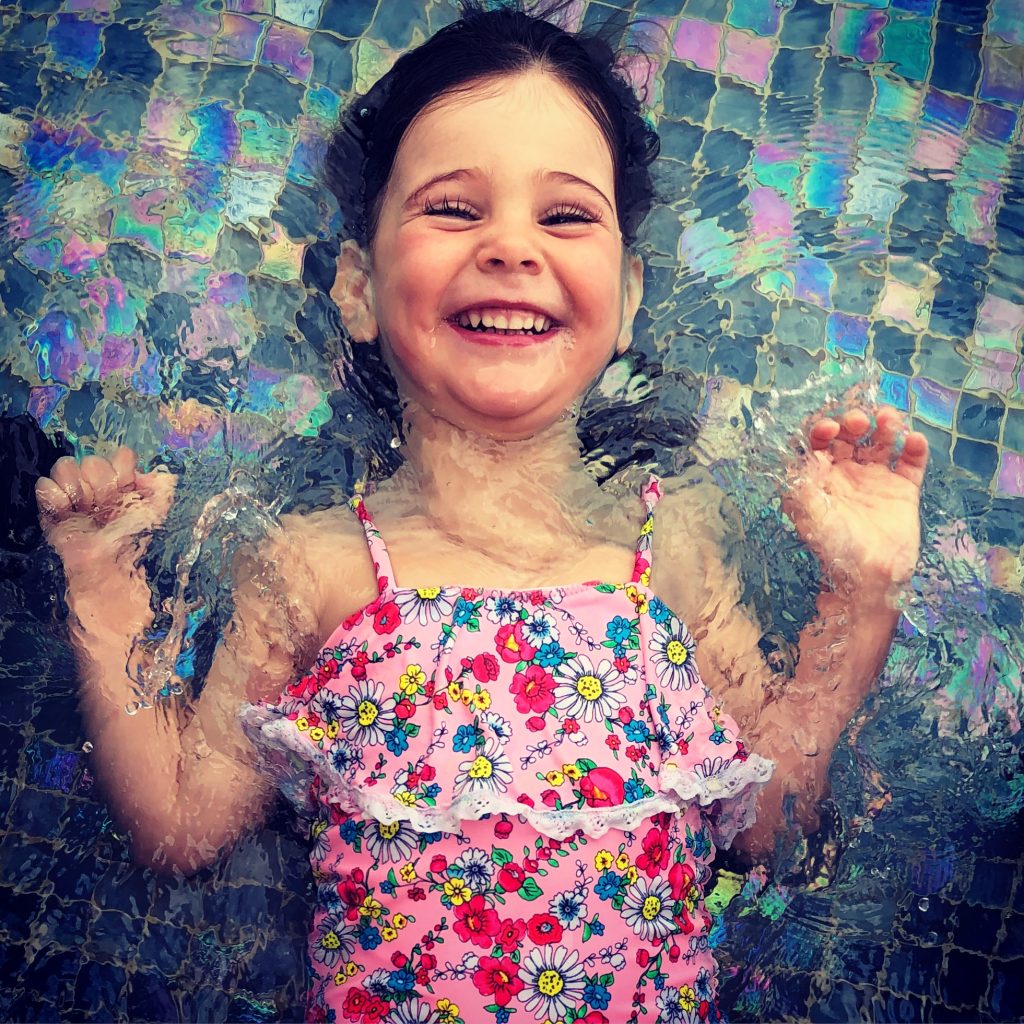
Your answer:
[324,0,662,251]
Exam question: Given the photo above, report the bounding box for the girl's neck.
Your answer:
[384,402,610,557]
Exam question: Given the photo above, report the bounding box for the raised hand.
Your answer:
[781,405,929,595]
[35,446,177,579]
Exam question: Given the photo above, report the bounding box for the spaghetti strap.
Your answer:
[629,473,662,584]
[348,495,396,595]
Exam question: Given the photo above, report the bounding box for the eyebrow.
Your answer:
[403,168,614,211]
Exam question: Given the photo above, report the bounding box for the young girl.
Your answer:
[35,3,929,1021]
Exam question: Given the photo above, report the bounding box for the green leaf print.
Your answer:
[491,848,514,866]
[517,877,543,901]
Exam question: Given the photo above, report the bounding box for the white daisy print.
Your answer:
[548,885,589,930]
[363,818,418,864]
[482,710,512,744]
[451,847,494,890]
[337,679,396,746]
[310,913,356,970]
[517,945,587,1021]
[521,607,558,647]
[649,617,701,691]
[553,656,626,722]
[621,875,676,940]
[388,998,438,1024]
[484,593,523,625]
[454,740,513,796]
[396,586,456,626]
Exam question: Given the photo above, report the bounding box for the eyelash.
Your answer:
[422,194,600,226]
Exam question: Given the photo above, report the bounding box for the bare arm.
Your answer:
[37,450,322,874]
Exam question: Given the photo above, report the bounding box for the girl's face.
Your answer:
[342,70,644,441]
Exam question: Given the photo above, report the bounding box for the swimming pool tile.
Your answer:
[953,436,999,481]
[881,11,933,80]
[214,12,264,63]
[723,26,775,87]
[663,60,717,124]
[996,450,1024,498]
[674,16,722,73]
[931,21,983,96]
[912,376,957,427]
[275,0,323,29]
[728,0,782,37]
[830,5,887,64]
[261,22,313,84]
[980,41,1024,107]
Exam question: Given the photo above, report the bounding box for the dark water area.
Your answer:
[1,0,1023,1021]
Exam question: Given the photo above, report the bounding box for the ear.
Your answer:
[615,252,644,356]
[330,239,378,342]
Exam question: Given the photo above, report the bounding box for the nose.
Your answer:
[475,213,544,274]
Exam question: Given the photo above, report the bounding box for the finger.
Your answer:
[49,456,86,511]
[110,446,139,491]
[134,466,178,518]
[833,408,872,446]
[894,432,929,487]
[80,455,119,509]
[35,476,73,518]
[806,418,841,451]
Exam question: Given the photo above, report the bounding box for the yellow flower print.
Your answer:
[639,565,651,587]
[460,689,474,707]
[562,763,582,781]
[471,688,492,712]
[393,914,409,929]
[381,926,398,941]
[436,999,460,1023]
[615,852,631,871]
[359,896,383,919]
[680,985,697,1012]
[327,722,339,738]
[640,516,653,538]
[344,961,358,978]
[296,717,309,731]
[625,584,649,614]
[626,865,639,883]
[399,863,416,883]
[443,877,472,906]
[395,790,417,807]
[447,680,463,702]
[309,726,325,742]
[400,665,426,696]
[594,850,613,871]
[333,972,345,986]
[545,769,565,786]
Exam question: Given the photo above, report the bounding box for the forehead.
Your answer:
[390,71,615,186]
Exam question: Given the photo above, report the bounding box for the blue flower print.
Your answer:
[624,779,645,803]
[496,1010,510,1024]
[709,724,728,746]
[339,819,359,843]
[584,982,611,1010]
[589,917,605,936]
[380,879,396,895]
[605,616,633,645]
[623,720,650,743]
[595,873,621,900]
[453,598,475,626]
[386,727,409,755]
[453,724,482,753]
[424,783,441,799]
[648,596,672,624]
[358,925,381,950]
[687,824,712,861]
[388,968,416,992]
[535,641,567,668]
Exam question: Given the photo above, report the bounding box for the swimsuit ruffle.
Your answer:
[241,700,773,846]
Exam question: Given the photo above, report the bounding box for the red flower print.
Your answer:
[495,917,526,953]
[423,680,435,698]
[420,764,436,781]
[637,827,671,878]
[372,600,401,634]
[408,886,426,901]
[668,860,697,901]
[509,664,556,714]
[420,953,437,972]
[517,794,536,809]
[337,877,368,922]
[430,855,448,874]
[433,692,448,710]
[527,913,563,944]
[472,652,500,682]
[626,744,645,762]
[618,706,634,724]
[497,863,525,892]
[473,956,524,1007]
[735,740,749,762]
[614,655,631,674]
[527,590,546,606]
[636,948,650,967]
[580,1014,609,1024]
[579,767,625,807]
[341,610,364,631]
[525,716,546,732]
[391,951,408,968]
[606,735,621,751]
[453,894,500,947]
[350,651,370,679]
[562,717,580,735]
[461,587,478,601]
[540,789,559,808]
[494,816,513,839]
[341,988,367,1020]
[395,699,414,720]
[523,856,539,873]
[363,997,388,1023]
[495,622,537,664]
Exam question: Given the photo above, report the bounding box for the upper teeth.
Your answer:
[456,308,552,332]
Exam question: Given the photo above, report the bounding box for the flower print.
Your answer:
[649,617,701,691]
[397,587,455,626]
[553,656,626,723]
[686,823,712,862]
[363,819,418,864]
[388,998,438,1024]
[470,652,500,683]
[442,877,473,907]
[482,710,512,743]
[526,913,563,945]
[583,980,611,1010]
[453,894,501,947]
[330,740,365,777]
[435,998,460,1024]
[453,724,483,753]
[385,727,410,756]
[548,886,589,930]
[595,873,621,901]
[510,665,557,715]
[668,860,698,904]
[495,621,538,663]
[622,719,650,743]
[605,615,634,647]
[311,689,343,726]
[517,945,587,1022]
[521,608,558,647]
[647,595,672,624]
[398,664,426,697]
[455,741,513,796]
[694,755,727,780]
[495,917,526,953]
[373,600,401,634]
[311,913,356,969]
[593,850,613,871]
[636,826,671,878]
[579,767,625,807]
[534,640,567,669]
[451,848,494,890]
[656,986,689,1023]
[338,680,397,747]
[453,597,476,627]
[623,778,647,803]
[621,876,676,940]
[694,966,713,1001]
[473,956,525,1007]
[484,593,522,625]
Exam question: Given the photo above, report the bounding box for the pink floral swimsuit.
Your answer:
[244,475,773,1024]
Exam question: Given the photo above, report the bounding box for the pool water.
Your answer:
[1,0,1022,1021]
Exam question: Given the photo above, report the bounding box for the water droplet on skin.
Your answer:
[925,931,939,944]
[918,897,930,911]
[390,436,401,449]
[81,741,93,753]
[125,701,139,716]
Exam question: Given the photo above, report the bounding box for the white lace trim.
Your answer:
[242,704,775,843]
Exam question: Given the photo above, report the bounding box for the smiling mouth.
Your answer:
[445,319,561,346]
